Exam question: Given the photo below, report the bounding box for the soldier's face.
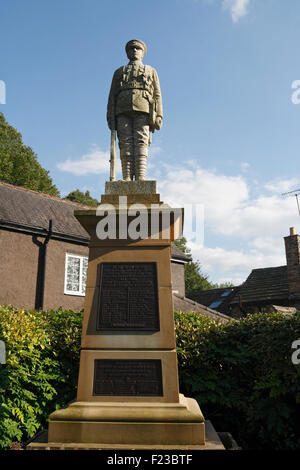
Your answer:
[127,45,144,61]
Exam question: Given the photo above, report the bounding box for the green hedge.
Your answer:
[0,305,82,448]
[175,311,300,450]
[0,305,299,449]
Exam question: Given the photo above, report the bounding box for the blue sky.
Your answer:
[1,0,300,285]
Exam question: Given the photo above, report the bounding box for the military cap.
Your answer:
[125,39,147,56]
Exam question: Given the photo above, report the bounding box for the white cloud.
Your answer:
[250,236,286,254]
[189,241,286,285]
[159,165,298,239]
[193,242,285,274]
[222,0,250,23]
[264,177,299,194]
[57,146,121,176]
[57,144,161,176]
[158,162,299,284]
[159,164,249,229]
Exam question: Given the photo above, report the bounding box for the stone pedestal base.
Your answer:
[46,394,205,447]
[26,421,224,450]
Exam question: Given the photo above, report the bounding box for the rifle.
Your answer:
[110,125,116,182]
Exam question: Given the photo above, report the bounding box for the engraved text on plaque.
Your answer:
[97,262,159,330]
[93,359,163,396]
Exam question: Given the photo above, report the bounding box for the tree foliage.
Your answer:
[175,310,300,450]
[0,112,59,196]
[64,189,99,207]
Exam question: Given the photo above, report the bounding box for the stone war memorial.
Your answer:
[28,39,224,450]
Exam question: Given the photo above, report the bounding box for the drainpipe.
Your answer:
[38,219,53,310]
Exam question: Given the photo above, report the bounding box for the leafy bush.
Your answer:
[175,310,300,450]
[0,305,299,449]
[0,305,82,449]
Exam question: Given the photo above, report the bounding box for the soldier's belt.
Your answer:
[119,84,153,92]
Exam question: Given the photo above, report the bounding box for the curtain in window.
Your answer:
[66,256,81,292]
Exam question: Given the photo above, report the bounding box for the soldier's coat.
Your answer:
[107,61,163,123]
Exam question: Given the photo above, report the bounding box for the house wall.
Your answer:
[0,229,88,311]
[44,239,88,310]
[0,229,40,309]
[0,228,186,311]
[171,261,185,297]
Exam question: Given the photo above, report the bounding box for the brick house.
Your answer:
[0,182,230,322]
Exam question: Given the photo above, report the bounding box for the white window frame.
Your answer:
[64,253,88,296]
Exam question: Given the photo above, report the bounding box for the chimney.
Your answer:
[284,227,300,300]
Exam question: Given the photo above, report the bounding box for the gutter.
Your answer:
[0,219,89,245]
[38,220,53,310]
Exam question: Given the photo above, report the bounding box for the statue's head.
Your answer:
[125,39,147,61]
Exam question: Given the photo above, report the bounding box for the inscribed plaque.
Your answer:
[93,359,163,396]
[97,262,159,331]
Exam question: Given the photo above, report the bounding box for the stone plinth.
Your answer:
[47,394,205,447]
[27,420,225,450]
[31,191,213,449]
[105,180,157,195]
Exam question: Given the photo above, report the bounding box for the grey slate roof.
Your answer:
[170,243,191,262]
[187,287,240,314]
[173,293,232,323]
[0,182,90,239]
[230,266,289,304]
[0,182,185,259]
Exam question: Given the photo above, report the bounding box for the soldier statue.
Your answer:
[107,39,163,181]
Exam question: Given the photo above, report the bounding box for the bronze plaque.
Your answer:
[97,262,159,331]
[93,359,163,396]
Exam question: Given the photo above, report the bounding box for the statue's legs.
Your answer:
[133,113,149,181]
[117,113,150,181]
[117,115,135,181]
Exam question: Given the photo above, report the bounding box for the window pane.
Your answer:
[81,257,88,294]
[208,300,222,309]
[66,256,80,292]
[221,289,233,297]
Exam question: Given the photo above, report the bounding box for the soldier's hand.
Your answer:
[155,116,162,130]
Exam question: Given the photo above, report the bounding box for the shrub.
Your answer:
[0,305,299,449]
[175,310,300,450]
[0,305,82,449]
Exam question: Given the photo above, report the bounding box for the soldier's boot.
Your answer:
[135,155,147,181]
[121,155,131,181]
